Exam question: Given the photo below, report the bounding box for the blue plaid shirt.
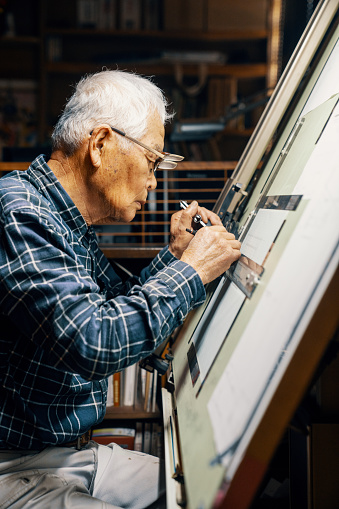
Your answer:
[0,155,205,450]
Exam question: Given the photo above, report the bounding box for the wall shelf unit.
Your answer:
[0,0,284,162]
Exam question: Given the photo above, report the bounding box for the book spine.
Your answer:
[113,372,121,406]
[151,372,158,412]
[143,422,151,453]
[143,0,160,30]
[134,421,143,451]
[92,435,135,449]
[98,0,117,30]
[106,374,114,406]
[119,0,141,30]
[123,364,137,406]
[77,0,99,28]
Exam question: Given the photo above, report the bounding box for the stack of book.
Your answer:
[91,422,163,457]
[91,426,135,449]
[106,364,159,413]
[134,421,163,456]
[76,0,161,31]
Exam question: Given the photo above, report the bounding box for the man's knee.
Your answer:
[0,470,105,509]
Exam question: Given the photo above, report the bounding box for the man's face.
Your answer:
[91,112,164,224]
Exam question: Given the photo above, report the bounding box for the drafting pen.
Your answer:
[179,200,207,228]
[186,228,196,236]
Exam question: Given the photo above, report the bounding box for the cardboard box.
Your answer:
[163,0,205,31]
[207,0,269,32]
[309,423,339,509]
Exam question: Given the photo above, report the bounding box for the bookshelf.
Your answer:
[100,365,164,456]
[104,407,160,420]
[0,0,284,155]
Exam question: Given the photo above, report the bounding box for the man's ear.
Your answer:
[88,126,111,168]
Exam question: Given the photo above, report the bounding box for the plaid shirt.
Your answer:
[0,155,205,450]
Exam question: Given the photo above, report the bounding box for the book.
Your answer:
[155,423,164,458]
[92,426,135,437]
[98,0,117,30]
[143,0,160,30]
[77,0,98,28]
[123,364,137,406]
[207,77,237,126]
[151,422,158,455]
[0,80,38,157]
[134,422,143,452]
[143,422,151,454]
[106,374,114,406]
[92,427,135,450]
[140,367,147,401]
[92,435,135,449]
[119,0,141,30]
[163,0,204,31]
[151,372,158,413]
[143,371,153,412]
[161,50,226,64]
[46,36,62,62]
[113,371,121,406]
[150,422,163,457]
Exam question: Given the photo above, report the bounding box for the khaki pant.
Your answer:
[0,441,166,508]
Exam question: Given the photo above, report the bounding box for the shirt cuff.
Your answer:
[155,259,206,320]
[147,245,177,275]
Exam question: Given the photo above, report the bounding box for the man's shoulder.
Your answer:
[0,166,50,218]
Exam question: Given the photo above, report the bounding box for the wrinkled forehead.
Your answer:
[142,112,165,151]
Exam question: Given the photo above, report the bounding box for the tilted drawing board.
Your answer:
[163,2,339,509]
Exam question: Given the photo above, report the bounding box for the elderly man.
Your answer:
[0,70,241,508]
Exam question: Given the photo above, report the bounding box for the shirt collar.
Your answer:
[29,154,90,241]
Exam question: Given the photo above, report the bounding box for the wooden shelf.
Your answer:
[223,128,254,137]
[0,0,284,154]
[44,28,269,41]
[0,162,29,172]
[45,61,267,79]
[104,406,161,420]
[102,247,162,259]
[0,35,40,45]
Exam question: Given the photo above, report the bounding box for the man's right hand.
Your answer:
[180,225,241,285]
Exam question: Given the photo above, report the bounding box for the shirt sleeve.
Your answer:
[112,245,178,292]
[0,208,205,381]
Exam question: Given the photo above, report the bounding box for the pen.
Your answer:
[179,200,207,228]
[186,228,196,236]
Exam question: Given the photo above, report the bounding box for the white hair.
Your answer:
[51,69,173,155]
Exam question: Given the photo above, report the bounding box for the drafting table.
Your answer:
[161,2,339,508]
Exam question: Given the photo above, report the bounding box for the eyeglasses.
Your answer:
[109,126,184,172]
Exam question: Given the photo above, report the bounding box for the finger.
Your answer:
[186,200,199,216]
[197,207,222,226]
[221,231,241,243]
[197,229,241,250]
[231,249,242,263]
[180,201,200,227]
[228,240,242,250]
[205,225,228,233]
[224,231,237,240]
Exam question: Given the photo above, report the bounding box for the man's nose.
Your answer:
[148,173,157,190]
